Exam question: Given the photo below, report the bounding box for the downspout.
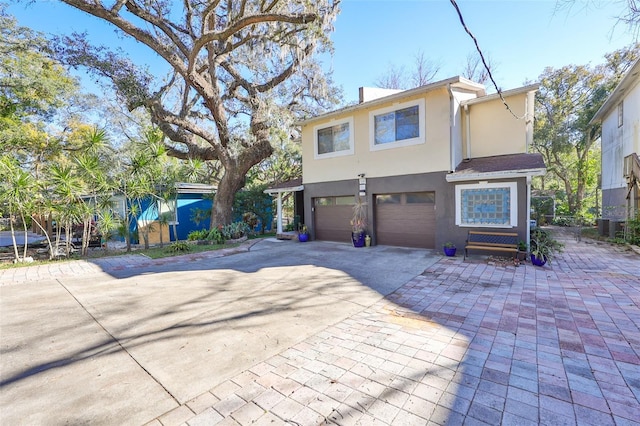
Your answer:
[464,104,471,160]
[448,84,455,172]
[276,192,283,234]
[526,90,535,151]
[526,175,532,248]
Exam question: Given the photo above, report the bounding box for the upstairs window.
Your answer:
[618,101,623,128]
[370,99,425,151]
[314,117,354,159]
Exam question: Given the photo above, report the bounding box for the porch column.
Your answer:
[276,192,283,234]
[526,175,532,248]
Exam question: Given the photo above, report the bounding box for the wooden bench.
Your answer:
[464,231,518,260]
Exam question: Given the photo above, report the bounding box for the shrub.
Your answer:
[187,229,209,241]
[166,241,191,253]
[530,228,564,263]
[242,212,258,234]
[625,214,640,245]
[207,228,225,244]
[552,216,574,227]
[221,221,250,240]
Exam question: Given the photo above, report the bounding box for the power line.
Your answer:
[449,0,527,120]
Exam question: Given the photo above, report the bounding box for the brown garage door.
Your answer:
[375,192,435,248]
[314,196,355,243]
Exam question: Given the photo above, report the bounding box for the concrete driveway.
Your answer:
[0,239,439,425]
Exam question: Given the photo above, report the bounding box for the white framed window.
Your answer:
[455,182,518,227]
[314,117,354,159]
[369,98,425,151]
[158,199,178,224]
[618,101,623,128]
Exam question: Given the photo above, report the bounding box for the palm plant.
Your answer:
[96,208,119,250]
[157,212,172,248]
[0,156,37,261]
[48,164,83,250]
[530,228,564,265]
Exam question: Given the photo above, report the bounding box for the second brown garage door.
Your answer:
[375,192,435,248]
[313,196,355,243]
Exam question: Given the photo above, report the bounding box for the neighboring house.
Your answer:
[590,58,640,233]
[296,76,546,249]
[121,183,274,244]
[111,183,216,244]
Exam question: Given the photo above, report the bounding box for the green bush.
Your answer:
[222,221,250,240]
[530,228,564,263]
[166,241,191,253]
[242,212,258,234]
[552,216,574,227]
[623,214,640,245]
[207,228,225,244]
[187,229,208,241]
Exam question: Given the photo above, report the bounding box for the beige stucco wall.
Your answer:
[139,220,171,245]
[302,88,452,184]
[463,92,529,159]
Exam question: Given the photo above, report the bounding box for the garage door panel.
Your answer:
[375,193,435,249]
[314,205,352,242]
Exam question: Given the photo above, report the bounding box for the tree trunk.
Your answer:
[9,215,19,261]
[82,217,91,256]
[21,213,29,260]
[30,214,54,259]
[210,169,246,228]
[125,215,131,252]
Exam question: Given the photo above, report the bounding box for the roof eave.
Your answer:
[590,57,640,124]
[461,83,539,106]
[264,185,304,195]
[295,76,485,126]
[445,168,547,183]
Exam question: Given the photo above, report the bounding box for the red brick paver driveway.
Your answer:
[146,229,639,426]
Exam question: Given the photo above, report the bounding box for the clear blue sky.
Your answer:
[8,0,638,105]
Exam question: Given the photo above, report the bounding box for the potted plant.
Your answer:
[350,196,367,248]
[529,228,563,266]
[443,242,456,256]
[517,240,528,261]
[297,224,310,242]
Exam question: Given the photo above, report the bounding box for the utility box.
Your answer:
[597,219,609,237]
[609,221,624,239]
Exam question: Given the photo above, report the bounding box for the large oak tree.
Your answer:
[54,0,340,227]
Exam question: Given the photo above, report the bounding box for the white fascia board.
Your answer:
[445,168,547,182]
[461,83,540,106]
[175,182,217,194]
[263,185,304,195]
[295,76,485,127]
[590,58,640,124]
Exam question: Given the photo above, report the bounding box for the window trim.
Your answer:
[455,182,518,228]
[158,199,179,225]
[369,98,426,151]
[618,101,623,128]
[313,117,355,159]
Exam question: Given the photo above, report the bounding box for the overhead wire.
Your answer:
[449,0,528,120]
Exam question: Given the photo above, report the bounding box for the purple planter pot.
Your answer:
[298,233,309,242]
[530,254,547,266]
[443,246,457,257]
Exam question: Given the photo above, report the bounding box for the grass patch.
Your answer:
[581,227,604,241]
[147,242,232,259]
[1,232,276,269]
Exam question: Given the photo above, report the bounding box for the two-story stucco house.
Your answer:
[590,58,639,233]
[297,76,546,250]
